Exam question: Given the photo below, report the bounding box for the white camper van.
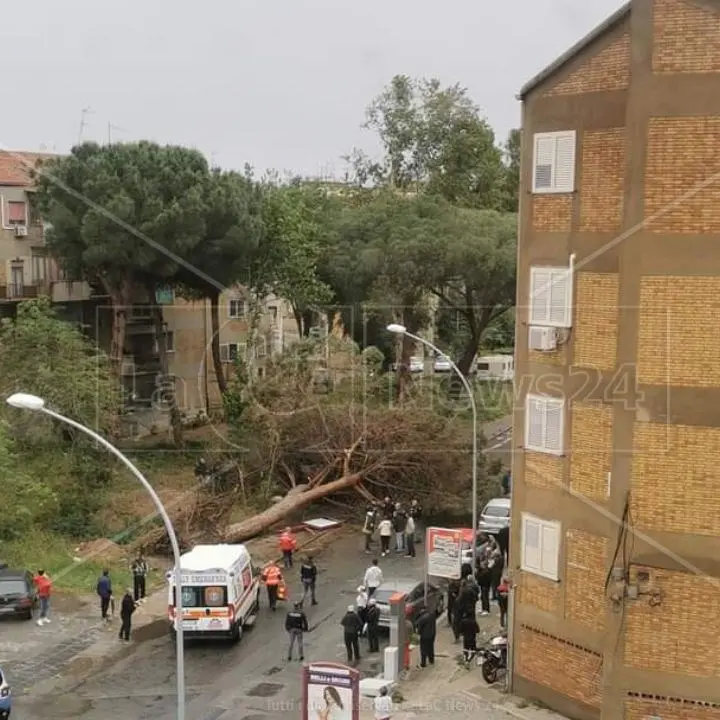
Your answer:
[167,544,260,642]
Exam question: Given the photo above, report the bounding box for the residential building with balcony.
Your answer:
[511,1,720,719]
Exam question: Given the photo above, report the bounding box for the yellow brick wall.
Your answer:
[652,0,720,74]
[531,195,572,232]
[545,34,630,95]
[572,272,619,371]
[516,626,602,708]
[517,571,561,614]
[570,403,613,501]
[624,566,720,678]
[525,452,564,491]
[564,530,607,631]
[626,696,720,720]
[645,118,720,233]
[529,345,568,366]
[631,422,720,536]
[637,276,720,387]
[579,129,626,233]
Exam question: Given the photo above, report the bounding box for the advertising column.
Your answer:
[302,662,359,720]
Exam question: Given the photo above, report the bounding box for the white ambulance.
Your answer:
[167,543,260,643]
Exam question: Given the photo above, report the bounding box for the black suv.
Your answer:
[0,569,36,621]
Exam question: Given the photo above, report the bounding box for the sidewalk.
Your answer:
[360,605,565,720]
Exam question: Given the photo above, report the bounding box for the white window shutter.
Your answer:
[544,401,564,454]
[529,268,552,325]
[522,516,542,572]
[525,396,546,450]
[548,269,571,326]
[534,136,554,191]
[553,133,576,192]
[219,344,228,362]
[541,523,560,580]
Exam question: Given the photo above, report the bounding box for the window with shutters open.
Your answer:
[529,266,572,328]
[532,131,576,194]
[525,394,565,455]
[521,513,560,581]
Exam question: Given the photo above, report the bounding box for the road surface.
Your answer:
[13,534,421,720]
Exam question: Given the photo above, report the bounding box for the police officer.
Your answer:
[300,556,318,606]
[285,601,308,661]
[365,598,381,653]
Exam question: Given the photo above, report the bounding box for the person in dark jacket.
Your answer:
[501,470,511,496]
[300,556,318,606]
[118,588,136,641]
[475,534,494,615]
[341,605,362,662]
[392,503,406,553]
[460,611,480,663]
[490,542,505,601]
[409,498,423,543]
[97,569,113,622]
[382,496,394,519]
[415,608,437,667]
[447,579,460,638]
[496,524,509,564]
[365,598,381,652]
[453,578,477,641]
[285,601,309,661]
[130,552,148,602]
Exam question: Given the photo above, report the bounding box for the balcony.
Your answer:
[0,284,40,300]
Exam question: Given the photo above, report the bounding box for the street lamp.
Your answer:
[5,393,187,720]
[386,324,479,570]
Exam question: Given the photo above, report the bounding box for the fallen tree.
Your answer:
[137,340,492,552]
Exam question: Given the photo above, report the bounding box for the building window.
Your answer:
[529,266,573,328]
[229,299,246,319]
[521,513,560,581]
[532,131,576,194]
[269,305,278,321]
[525,394,564,455]
[7,200,27,225]
[165,331,175,353]
[31,250,47,282]
[220,342,246,363]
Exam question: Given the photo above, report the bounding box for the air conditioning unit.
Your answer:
[14,225,28,237]
[528,325,558,351]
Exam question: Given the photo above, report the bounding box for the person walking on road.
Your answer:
[262,561,283,611]
[279,527,297,569]
[33,570,52,626]
[130,552,148,602]
[363,559,383,598]
[476,534,495,615]
[97,569,113,622]
[119,588,137,641]
[497,577,510,628]
[365,598,381,653]
[447,578,460,639]
[404,515,416,558]
[378,517,392,557]
[409,498,423,544]
[460,611,480,664]
[341,605,362,663]
[300,555,318,606]
[392,503,406,553]
[374,686,393,720]
[285,600,308,661]
[415,608,437,667]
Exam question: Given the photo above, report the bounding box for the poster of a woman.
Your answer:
[304,663,357,720]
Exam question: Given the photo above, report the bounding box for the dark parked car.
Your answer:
[0,569,36,620]
[372,578,445,629]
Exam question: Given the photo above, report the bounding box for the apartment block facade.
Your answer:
[511,1,720,719]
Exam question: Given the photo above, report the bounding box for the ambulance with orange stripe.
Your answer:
[167,544,260,642]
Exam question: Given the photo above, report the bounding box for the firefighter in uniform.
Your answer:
[262,561,283,611]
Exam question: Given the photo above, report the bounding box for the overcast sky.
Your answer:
[5,0,620,177]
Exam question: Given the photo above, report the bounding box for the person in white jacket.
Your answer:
[356,585,368,630]
[363,559,384,598]
[374,686,393,719]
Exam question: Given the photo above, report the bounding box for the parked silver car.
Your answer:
[372,578,444,629]
[478,497,510,535]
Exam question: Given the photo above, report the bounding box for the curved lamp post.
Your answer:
[6,393,186,720]
[386,325,479,570]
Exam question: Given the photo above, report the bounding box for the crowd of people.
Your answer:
[361,497,423,557]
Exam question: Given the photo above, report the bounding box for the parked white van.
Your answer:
[167,544,260,642]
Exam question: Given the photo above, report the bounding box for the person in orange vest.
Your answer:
[261,561,283,611]
[279,527,297,569]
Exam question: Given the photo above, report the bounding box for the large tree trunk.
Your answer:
[456,329,480,377]
[209,291,227,395]
[149,295,183,447]
[223,472,363,543]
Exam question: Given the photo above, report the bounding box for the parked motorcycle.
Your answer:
[477,631,508,684]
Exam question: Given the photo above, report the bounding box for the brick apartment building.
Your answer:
[510,1,720,719]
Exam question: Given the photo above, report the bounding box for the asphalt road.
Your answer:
[14,534,425,720]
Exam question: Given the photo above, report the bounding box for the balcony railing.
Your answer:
[0,284,40,300]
